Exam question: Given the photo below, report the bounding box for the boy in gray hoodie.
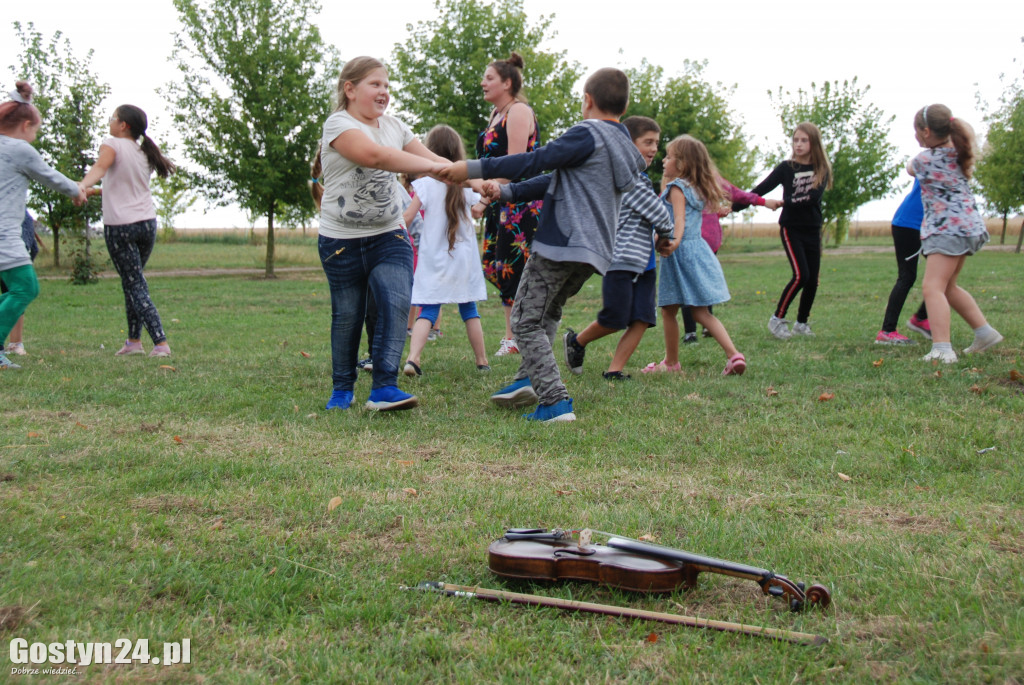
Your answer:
[442,68,648,422]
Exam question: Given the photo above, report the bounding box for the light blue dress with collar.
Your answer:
[657,179,731,308]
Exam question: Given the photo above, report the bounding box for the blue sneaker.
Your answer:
[490,377,538,408]
[326,390,354,410]
[523,398,576,423]
[365,385,418,411]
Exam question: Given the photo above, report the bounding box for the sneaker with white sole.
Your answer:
[523,398,576,422]
[365,385,418,411]
[907,315,932,340]
[115,340,145,356]
[494,338,519,357]
[963,328,1003,355]
[768,316,792,340]
[490,377,538,408]
[563,329,585,375]
[792,322,814,336]
[0,352,21,370]
[875,330,916,345]
[922,348,958,364]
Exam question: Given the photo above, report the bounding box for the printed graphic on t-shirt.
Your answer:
[791,170,814,204]
[337,167,400,226]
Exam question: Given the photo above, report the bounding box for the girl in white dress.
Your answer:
[402,125,489,376]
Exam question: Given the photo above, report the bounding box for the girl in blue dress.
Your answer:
[644,135,746,376]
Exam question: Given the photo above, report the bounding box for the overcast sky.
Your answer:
[3,0,1021,227]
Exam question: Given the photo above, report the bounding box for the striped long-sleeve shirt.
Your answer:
[608,173,673,273]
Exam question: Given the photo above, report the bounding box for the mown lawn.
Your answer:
[2,247,1022,683]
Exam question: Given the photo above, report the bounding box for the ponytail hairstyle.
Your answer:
[793,122,832,190]
[488,52,527,104]
[114,105,174,178]
[422,125,468,253]
[663,135,729,211]
[309,145,324,210]
[310,57,388,209]
[915,103,978,178]
[0,81,42,133]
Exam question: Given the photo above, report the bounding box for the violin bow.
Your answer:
[404,582,828,647]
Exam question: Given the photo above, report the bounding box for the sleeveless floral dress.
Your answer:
[475,109,542,306]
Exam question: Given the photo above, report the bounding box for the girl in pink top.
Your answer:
[80,105,175,357]
[681,178,780,342]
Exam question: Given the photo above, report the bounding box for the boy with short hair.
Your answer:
[562,116,675,380]
[442,68,654,422]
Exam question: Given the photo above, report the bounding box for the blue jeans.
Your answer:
[319,230,413,392]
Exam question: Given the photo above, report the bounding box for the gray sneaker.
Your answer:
[768,315,792,340]
[792,322,815,337]
[0,352,21,370]
[963,328,1003,354]
[563,328,585,375]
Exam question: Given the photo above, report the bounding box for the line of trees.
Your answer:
[6,1,1022,282]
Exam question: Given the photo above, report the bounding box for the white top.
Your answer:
[100,137,156,226]
[410,176,486,305]
[318,110,414,238]
[0,135,79,271]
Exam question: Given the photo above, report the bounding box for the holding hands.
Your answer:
[438,161,469,184]
[656,236,680,258]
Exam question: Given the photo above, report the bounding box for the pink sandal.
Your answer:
[641,360,682,374]
[722,353,746,376]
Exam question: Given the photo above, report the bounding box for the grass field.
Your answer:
[2,244,1023,683]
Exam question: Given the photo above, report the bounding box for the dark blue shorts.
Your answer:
[597,269,657,330]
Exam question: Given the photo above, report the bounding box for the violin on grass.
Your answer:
[487,528,831,612]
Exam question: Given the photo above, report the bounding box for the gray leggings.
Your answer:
[104,220,166,344]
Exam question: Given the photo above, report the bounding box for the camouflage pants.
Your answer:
[511,254,595,405]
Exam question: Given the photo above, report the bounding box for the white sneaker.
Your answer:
[494,338,519,357]
[963,328,1003,355]
[922,348,958,364]
[768,316,792,340]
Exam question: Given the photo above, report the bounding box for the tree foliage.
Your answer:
[10,22,108,271]
[769,78,903,245]
[390,0,582,149]
[624,59,758,189]
[166,0,339,277]
[975,68,1024,248]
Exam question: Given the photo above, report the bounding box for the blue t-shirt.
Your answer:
[892,179,923,230]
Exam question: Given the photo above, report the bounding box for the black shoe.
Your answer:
[602,370,631,381]
[682,332,698,344]
[563,328,585,375]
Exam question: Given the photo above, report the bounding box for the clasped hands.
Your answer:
[427,161,502,204]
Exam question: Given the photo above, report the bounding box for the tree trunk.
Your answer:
[265,205,276,278]
[52,224,61,268]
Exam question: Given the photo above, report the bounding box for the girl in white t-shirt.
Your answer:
[401,125,489,377]
[310,57,449,412]
[80,105,175,358]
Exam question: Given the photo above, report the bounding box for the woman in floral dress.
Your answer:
[476,51,542,356]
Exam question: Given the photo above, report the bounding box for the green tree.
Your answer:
[976,78,1024,250]
[10,22,108,271]
[390,0,582,148]
[167,0,338,277]
[624,59,757,189]
[769,78,903,245]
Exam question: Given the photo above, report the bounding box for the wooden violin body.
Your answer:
[488,528,832,611]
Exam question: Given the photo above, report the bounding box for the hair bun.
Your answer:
[14,81,33,102]
[507,52,524,70]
